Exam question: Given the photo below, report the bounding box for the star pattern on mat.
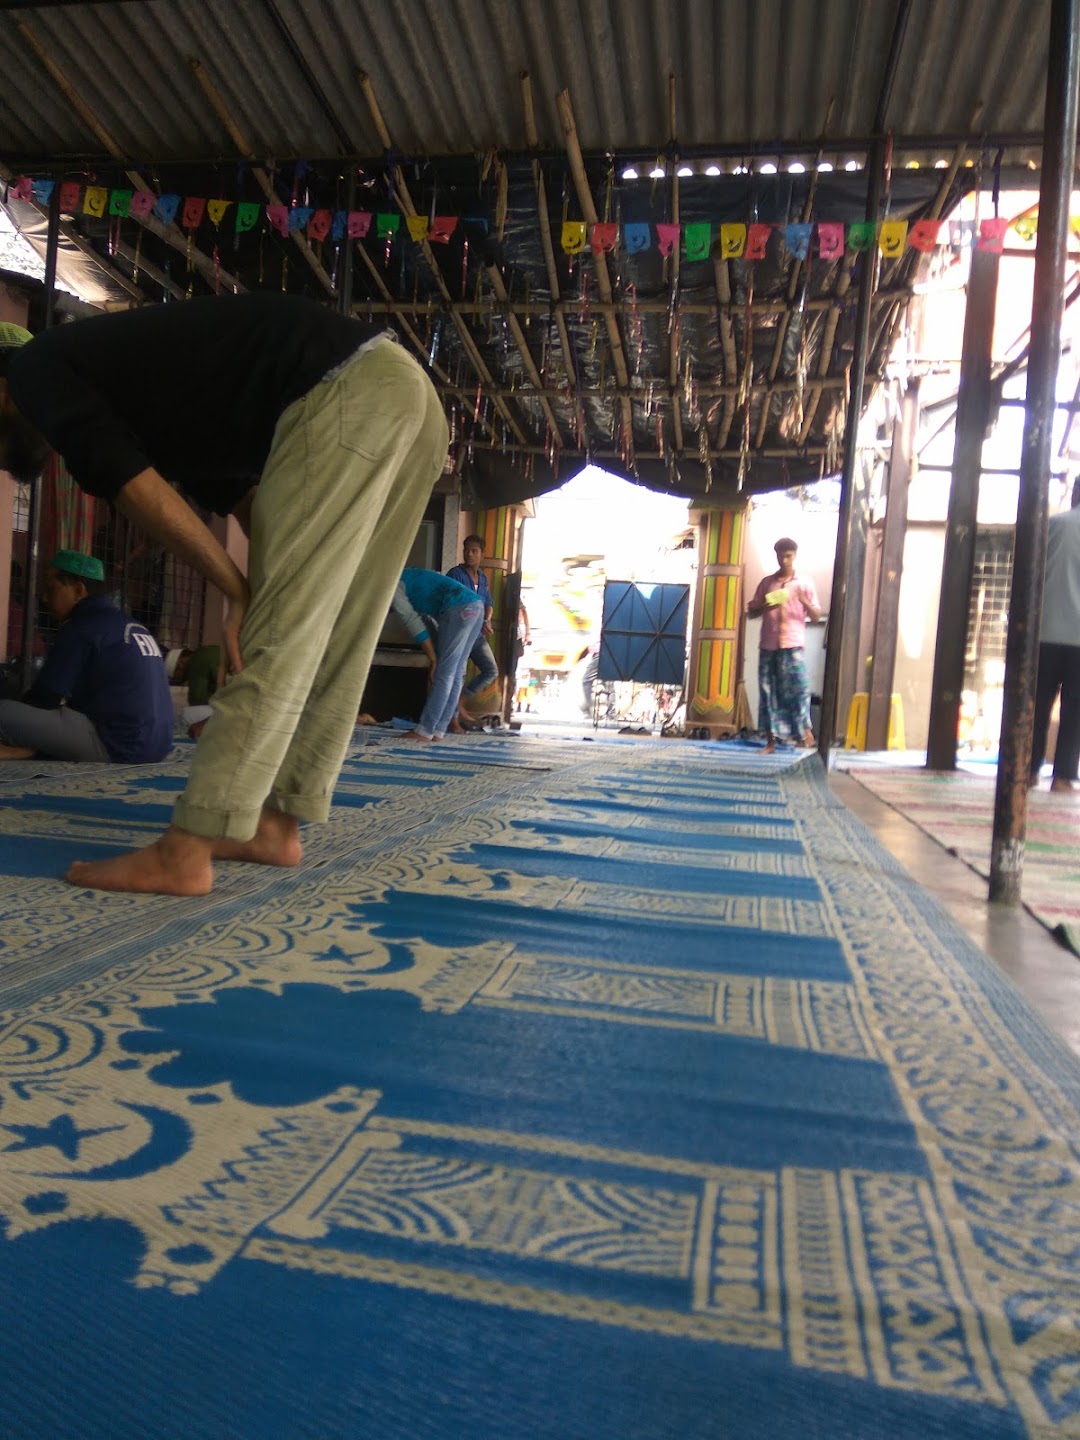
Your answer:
[1,1114,123,1160]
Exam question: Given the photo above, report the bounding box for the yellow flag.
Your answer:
[719,223,747,259]
[878,220,908,258]
[83,186,107,218]
[406,215,429,241]
[207,199,232,227]
[561,221,587,254]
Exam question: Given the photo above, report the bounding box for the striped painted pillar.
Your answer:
[688,501,753,732]
[473,505,516,674]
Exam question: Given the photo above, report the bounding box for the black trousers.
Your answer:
[1031,640,1080,781]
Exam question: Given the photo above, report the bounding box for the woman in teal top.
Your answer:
[390,568,485,739]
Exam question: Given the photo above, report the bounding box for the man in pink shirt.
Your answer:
[746,537,822,752]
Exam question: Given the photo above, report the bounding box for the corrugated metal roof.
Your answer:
[0,0,1057,500]
[0,0,1053,166]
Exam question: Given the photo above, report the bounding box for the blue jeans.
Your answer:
[464,635,499,695]
[416,600,485,738]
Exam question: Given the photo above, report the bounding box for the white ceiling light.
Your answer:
[760,162,778,174]
[845,160,861,171]
[705,164,722,176]
[677,165,693,177]
[649,165,666,178]
[788,161,806,174]
[817,161,834,172]
[622,167,638,180]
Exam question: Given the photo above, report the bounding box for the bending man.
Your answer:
[390,568,485,740]
[0,295,447,894]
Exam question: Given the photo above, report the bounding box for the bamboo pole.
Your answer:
[14,25,242,294]
[755,105,832,448]
[359,70,527,446]
[189,58,331,295]
[522,72,585,442]
[432,375,848,401]
[556,87,635,463]
[668,74,685,458]
[714,256,740,448]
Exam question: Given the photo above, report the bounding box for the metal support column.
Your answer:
[818,0,912,763]
[19,179,61,695]
[338,168,355,316]
[866,378,920,750]
[926,246,1000,769]
[817,146,883,757]
[990,0,1080,903]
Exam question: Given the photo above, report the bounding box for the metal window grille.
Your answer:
[965,527,1014,692]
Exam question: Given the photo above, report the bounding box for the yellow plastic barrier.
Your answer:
[845,692,905,750]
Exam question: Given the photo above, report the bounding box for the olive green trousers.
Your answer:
[173,339,447,840]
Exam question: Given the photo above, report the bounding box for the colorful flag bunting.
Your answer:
[590,222,617,254]
[560,220,587,254]
[784,224,812,260]
[746,223,772,260]
[182,197,207,229]
[977,217,1009,253]
[656,223,680,257]
[817,222,844,259]
[878,220,908,258]
[376,212,400,239]
[624,223,650,254]
[682,222,711,261]
[907,218,941,252]
[207,199,231,228]
[406,215,429,242]
[347,211,372,239]
[719,223,746,258]
[429,216,458,244]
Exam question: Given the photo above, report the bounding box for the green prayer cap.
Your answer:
[51,549,105,583]
[0,322,32,349]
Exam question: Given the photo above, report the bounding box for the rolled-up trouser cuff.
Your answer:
[171,796,263,842]
[267,789,333,824]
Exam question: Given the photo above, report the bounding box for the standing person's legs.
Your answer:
[777,648,813,745]
[415,601,485,738]
[758,650,778,749]
[67,341,446,893]
[463,635,499,696]
[0,701,111,761]
[1051,643,1080,788]
[1031,642,1065,783]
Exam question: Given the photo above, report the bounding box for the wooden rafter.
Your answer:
[15,23,243,296]
[188,58,330,296]
[521,71,584,445]
[358,70,528,448]
[556,88,635,465]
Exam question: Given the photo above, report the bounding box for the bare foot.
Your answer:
[0,744,34,760]
[1050,776,1078,794]
[66,826,214,895]
[763,739,776,754]
[212,809,302,867]
[803,729,815,748]
[402,730,435,742]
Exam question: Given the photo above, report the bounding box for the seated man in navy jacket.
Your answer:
[0,549,174,764]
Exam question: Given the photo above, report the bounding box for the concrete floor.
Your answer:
[831,771,1080,1058]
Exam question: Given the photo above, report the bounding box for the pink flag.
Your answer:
[347,211,372,239]
[977,217,1009,254]
[817,223,844,260]
[266,205,289,236]
[655,223,680,257]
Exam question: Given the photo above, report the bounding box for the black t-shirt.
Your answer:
[8,294,381,515]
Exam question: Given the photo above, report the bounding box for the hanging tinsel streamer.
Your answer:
[132,227,142,283]
[213,244,221,296]
[461,236,469,299]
